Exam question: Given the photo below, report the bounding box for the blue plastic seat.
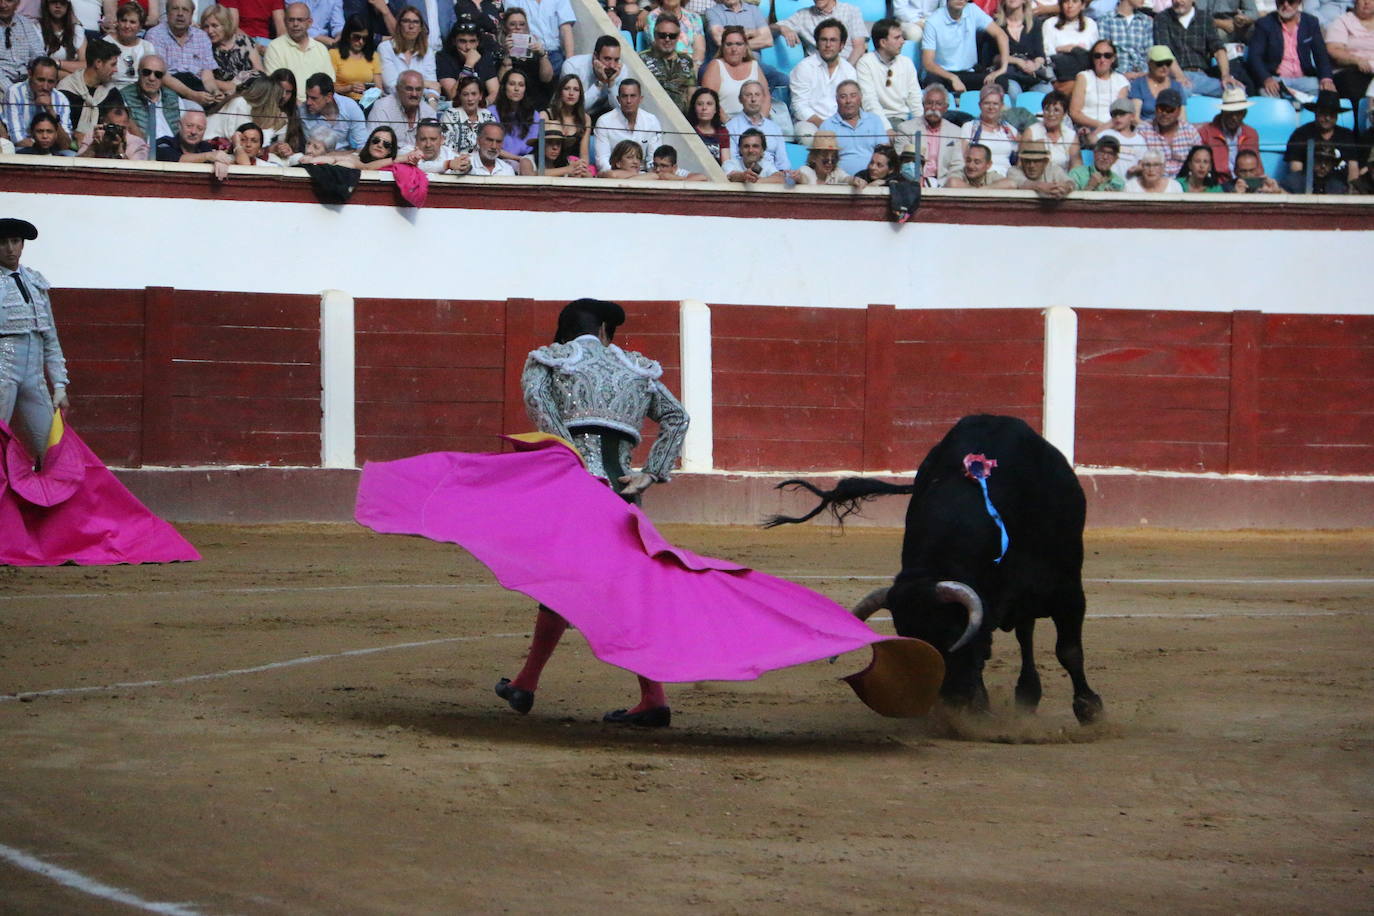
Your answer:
[784,141,809,169]
[1185,95,1222,125]
[957,90,983,115]
[851,0,888,23]
[763,33,807,75]
[1014,90,1046,113]
[1245,96,1299,168]
[1258,147,1285,179]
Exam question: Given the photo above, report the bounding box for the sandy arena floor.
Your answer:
[1,524,1371,915]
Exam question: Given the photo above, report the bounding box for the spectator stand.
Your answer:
[570,0,727,181]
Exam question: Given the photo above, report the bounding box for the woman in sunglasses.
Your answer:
[1069,39,1128,138]
[300,124,400,169]
[329,14,381,102]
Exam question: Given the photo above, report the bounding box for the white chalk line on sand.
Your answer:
[0,842,204,915]
[0,633,526,703]
[0,582,492,603]
[2,576,1371,605]
[785,575,1374,585]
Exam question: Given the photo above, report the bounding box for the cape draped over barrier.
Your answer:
[354,436,944,716]
[0,416,200,566]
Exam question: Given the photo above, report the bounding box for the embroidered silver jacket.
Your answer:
[521,334,689,482]
[1,266,68,388]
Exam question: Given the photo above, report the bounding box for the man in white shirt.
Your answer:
[592,78,662,171]
[773,0,867,64]
[561,36,626,119]
[468,121,517,175]
[789,19,858,144]
[856,18,923,141]
[401,117,472,173]
[263,3,335,93]
[723,127,789,182]
[724,78,791,170]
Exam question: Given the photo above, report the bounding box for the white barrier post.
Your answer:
[1042,305,1077,467]
[320,289,356,469]
[679,299,713,472]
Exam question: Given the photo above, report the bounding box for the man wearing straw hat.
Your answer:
[0,218,69,467]
[1195,85,1259,182]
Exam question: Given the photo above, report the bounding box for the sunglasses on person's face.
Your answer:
[655,30,678,39]
[372,138,394,149]
[140,68,165,77]
[1092,52,1115,59]
[1156,104,1178,112]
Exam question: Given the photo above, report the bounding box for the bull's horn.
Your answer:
[851,587,889,622]
[935,581,984,653]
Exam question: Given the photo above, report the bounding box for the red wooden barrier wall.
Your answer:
[55,287,319,466]
[1076,310,1234,472]
[55,288,146,466]
[1076,311,1374,474]
[354,297,506,462]
[887,309,1045,470]
[46,290,1373,476]
[711,305,868,471]
[1252,314,1374,475]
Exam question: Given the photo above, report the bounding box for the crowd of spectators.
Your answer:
[0,0,1370,194]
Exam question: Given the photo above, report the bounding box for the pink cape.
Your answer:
[0,418,200,566]
[354,438,925,690]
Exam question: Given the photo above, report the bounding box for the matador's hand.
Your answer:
[618,472,654,497]
[53,386,70,412]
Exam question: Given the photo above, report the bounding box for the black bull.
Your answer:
[766,415,1105,724]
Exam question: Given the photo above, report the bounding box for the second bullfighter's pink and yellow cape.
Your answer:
[354,435,942,716]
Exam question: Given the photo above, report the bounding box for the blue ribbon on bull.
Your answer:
[963,453,1008,564]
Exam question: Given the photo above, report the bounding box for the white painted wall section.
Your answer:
[678,299,714,472]
[1042,305,1078,467]
[9,191,1372,316]
[319,289,355,469]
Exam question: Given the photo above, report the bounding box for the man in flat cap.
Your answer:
[495,297,690,728]
[1,218,70,465]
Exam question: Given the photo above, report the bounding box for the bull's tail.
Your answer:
[763,477,916,528]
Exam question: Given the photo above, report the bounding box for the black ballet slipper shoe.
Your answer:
[495,677,534,714]
[602,706,671,728]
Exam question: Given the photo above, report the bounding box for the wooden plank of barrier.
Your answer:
[863,304,896,472]
[1227,310,1263,474]
[139,286,176,467]
[503,298,536,440]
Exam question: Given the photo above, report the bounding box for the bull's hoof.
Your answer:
[1073,692,1104,725]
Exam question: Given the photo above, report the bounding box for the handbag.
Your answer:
[1051,47,1092,82]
